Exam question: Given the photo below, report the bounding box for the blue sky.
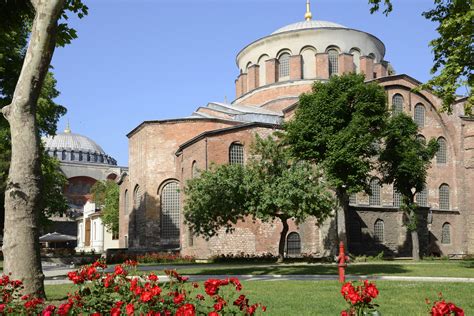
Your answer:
[51,0,437,166]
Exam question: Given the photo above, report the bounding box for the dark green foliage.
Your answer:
[379,113,438,233]
[285,73,388,195]
[379,113,439,201]
[39,152,69,227]
[184,135,334,239]
[90,180,120,234]
[369,0,473,114]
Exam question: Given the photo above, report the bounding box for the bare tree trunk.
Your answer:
[411,229,420,261]
[335,188,349,251]
[1,0,65,297]
[277,217,289,263]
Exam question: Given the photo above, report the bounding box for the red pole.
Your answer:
[337,241,348,283]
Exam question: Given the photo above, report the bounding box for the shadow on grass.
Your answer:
[181,263,409,276]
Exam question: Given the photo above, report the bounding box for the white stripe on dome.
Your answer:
[272,20,347,34]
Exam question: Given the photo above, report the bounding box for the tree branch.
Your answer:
[1,105,11,121]
[30,0,40,11]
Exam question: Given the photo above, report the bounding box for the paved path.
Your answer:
[42,263,474,285]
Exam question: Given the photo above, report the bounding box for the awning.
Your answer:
[39,232,77,242]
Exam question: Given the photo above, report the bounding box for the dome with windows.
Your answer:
[272,20,347,34]
[43,127,117,165]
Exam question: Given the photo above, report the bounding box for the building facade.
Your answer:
[43,127,127,252]
[119,8,473,258]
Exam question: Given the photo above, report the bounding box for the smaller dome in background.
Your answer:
[272,20,347,35]
[42,127,117,166]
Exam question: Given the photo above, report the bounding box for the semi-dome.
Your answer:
[272,20,347,34]
[43,127,117,166]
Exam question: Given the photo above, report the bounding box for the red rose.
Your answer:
[148,273,158,281]
[341,311,349,316]
[111,307,121,316]
[363,280,379,299]
[140,291,153,302]
[176,303,195,316]
[174,293,185,305]
[114,265,126,276]
[126,303,135,315]
[208,312,219,316]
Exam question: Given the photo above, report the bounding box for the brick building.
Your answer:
[119,6,473,258]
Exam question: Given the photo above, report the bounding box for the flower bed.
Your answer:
[0,260,265,315]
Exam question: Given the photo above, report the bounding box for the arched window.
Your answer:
[417,135,426,145]
[133,185,143,211]
[278,52,290,81]
[414,104,425,128]
[393,188,402,207]
[70,151,75,161]
[436,137,447,164]
[258,54,269,86]
[416,186,428,207]
[439,184,449,210]
[350,48,361,73]
[86,153,91,162]
[392,94,404,115]
[62,150,66,161]
[327,49,339,76]
[286,232,301,256]
[191,161,199,178]
[441,222,451,244]
[229,143,244,165]
[301,47,316,79]
[161,181,180,244]
[374,219,384,243]
[369,178,381,206]
[78,151,83,161]
[124,190,129,215]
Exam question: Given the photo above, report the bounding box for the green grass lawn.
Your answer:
[161,261,474,278]
[45,280,473,315]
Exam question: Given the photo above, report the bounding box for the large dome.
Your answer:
[43,128,117,165]
[272,20,347,34]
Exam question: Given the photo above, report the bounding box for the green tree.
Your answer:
[91,180,120,235]
[184,135,335,261]
[378,113,438,260]
[369,0,473,114]
[285,73,388,247]
[0,0,87,296]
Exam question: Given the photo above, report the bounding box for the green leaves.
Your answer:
[184,135,335,239]
[90,180,120,233]
[285,73,388,194]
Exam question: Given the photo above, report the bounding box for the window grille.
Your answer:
[392,94,404,115]
[71,151,75,161]
[79,151,83,161]
[441,223,451,244]
[133,186,142,209]
[369,178,381,206]
[349,194,357,205]
[62,150,66,160]
[414,104,425,128]
[416,186,428,207]
[437,137,447,164]
[286,232,301,256]
[439,184,449,210]
[278,53,290,79]
[393,189,402,207]
[229,143,244,165]
[161,182,180,243]
[374,219,384,243]
[328,49,339,76]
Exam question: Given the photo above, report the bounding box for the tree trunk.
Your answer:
[1,0,65,297]
[335,187,349,251]
[277,217,289,263]
[411,229,420,261]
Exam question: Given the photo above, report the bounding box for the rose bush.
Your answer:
[426,293,464,316]
[0,260,265,315]
[340,280,380,316]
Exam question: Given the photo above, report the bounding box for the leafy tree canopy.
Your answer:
[285,73,388,195]
[90,180,120,234]
[369,0,473,115]
[184,135,334,260]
